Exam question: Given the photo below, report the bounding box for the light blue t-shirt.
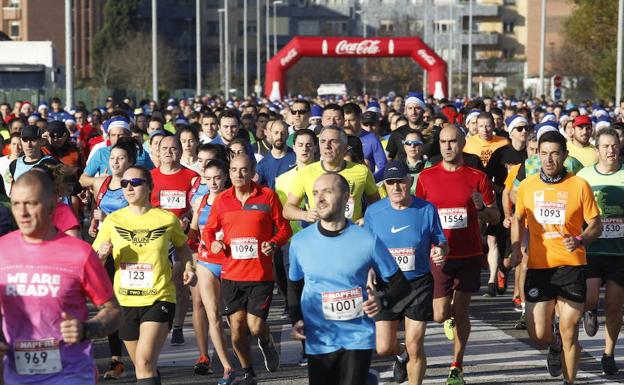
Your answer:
[289,222,399,355]
[364,197,446,281]
[84,146,155,176]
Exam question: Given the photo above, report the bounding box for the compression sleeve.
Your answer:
[287,278,305,325]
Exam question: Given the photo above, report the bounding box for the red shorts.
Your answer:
[431,255,482,298]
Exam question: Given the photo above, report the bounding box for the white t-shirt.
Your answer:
[0,155,13,195]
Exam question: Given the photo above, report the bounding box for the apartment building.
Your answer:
[0,0,104,79]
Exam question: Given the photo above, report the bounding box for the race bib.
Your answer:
[321,287,363,321]
[389,247,416,271]
[439,207,468,229]
[120,263,154,289]
[231,237,258,259]
[14,339,62,375]
[535,201,565,225]
[601,218,624,239]
[345,196,355,219]
[160,190,186,209]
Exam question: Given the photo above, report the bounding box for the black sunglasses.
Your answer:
[120,178,148,188]
[291,110,309,115]
[513,126,530,132]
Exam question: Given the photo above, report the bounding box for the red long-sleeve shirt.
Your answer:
[202,182,292,282]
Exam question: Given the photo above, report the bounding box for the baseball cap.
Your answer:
[20,125,41,139]
[361,111,378,126]
[382,160,409,181]
[47,121,68,136]
[573,115,592,127]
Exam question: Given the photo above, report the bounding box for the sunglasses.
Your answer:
[403,140,423,146]
[513,126,530,132]
[120,178,148,188]
[50,134,66,139]
[291,110,309,115]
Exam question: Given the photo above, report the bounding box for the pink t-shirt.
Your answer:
[0,231,113,385]
[52,203,80,233]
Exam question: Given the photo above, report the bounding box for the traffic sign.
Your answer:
[553,75,562,88]
[554,87,562,100]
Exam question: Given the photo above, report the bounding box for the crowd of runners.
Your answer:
[0,92,623,385]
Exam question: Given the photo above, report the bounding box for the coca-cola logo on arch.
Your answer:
[280,48,298,67]
[335,40,381,55]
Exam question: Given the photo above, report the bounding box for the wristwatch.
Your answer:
[574,235,584,248]
[269,242,278,251]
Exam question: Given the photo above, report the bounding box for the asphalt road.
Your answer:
[93,273,624,385]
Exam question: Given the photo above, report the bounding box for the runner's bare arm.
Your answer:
[579,215,602,247]
[283,192,319,222]
[365,191,381,205]
[61,298,121,344]
[174,244,196,286]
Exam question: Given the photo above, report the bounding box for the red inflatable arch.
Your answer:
[264,36,448,100]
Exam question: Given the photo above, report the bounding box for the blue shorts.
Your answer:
[197,260,222,278]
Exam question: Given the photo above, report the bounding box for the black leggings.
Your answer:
[272,247,288,307]
[105,256,123,357]
[308,349,372,385]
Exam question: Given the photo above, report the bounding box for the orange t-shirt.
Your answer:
[464,135,509,167]
[504,164,521,191]
[515,174,600,269]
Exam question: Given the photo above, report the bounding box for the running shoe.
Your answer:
[483,282,497,297]
[514,314,527,330]
[546,331,562,377]
[367,369,379,385]
[280,307,290,320]
[297,355,308,367]
[170,327,185,346]
[237,372,257,385]
[393,355,408,383]
[444,318,456,341]
[496,269,508,295]
[103,360,125,379]
[601,354,619,375]
[258,335,280,372]
[217,369,237,385]
[512,296,523,312]
[582,309,598,337]
[193,354,213,375]
[446,366,465,385]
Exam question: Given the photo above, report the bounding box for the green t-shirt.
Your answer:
[576,164,624,257]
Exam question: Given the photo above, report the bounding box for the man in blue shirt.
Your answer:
[365,161,448,385]
[256,120,296,189]
[343,103,387,182]
[79,116,154,188]
[288,172,410,385]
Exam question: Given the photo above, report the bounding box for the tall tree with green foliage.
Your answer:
[559,0,619,99]
[92,0,142,85]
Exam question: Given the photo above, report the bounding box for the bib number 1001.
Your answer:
[321,287,363,321]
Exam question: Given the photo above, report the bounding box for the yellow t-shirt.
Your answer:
[566,141,598,167]
[275,166,303,235]
[464,135,509,167]
[515,174,600,269]
[93,207,187,307]
[289,161,377,221]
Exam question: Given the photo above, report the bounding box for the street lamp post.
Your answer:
[616,0,623,104]
[272,1,283,56]
[423,0,428,96]
[256,0,261,94]
[196,0,201,96]
[448,2,454,98]
[243,0,248,97]
[65,0,73,109]
[467,0,473,97]
[218,8,224,93]
[151,0,158,101]
[265,0,270,62]
[356,10,367,94]
[539,0,546,98]
[224,0,230,99]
